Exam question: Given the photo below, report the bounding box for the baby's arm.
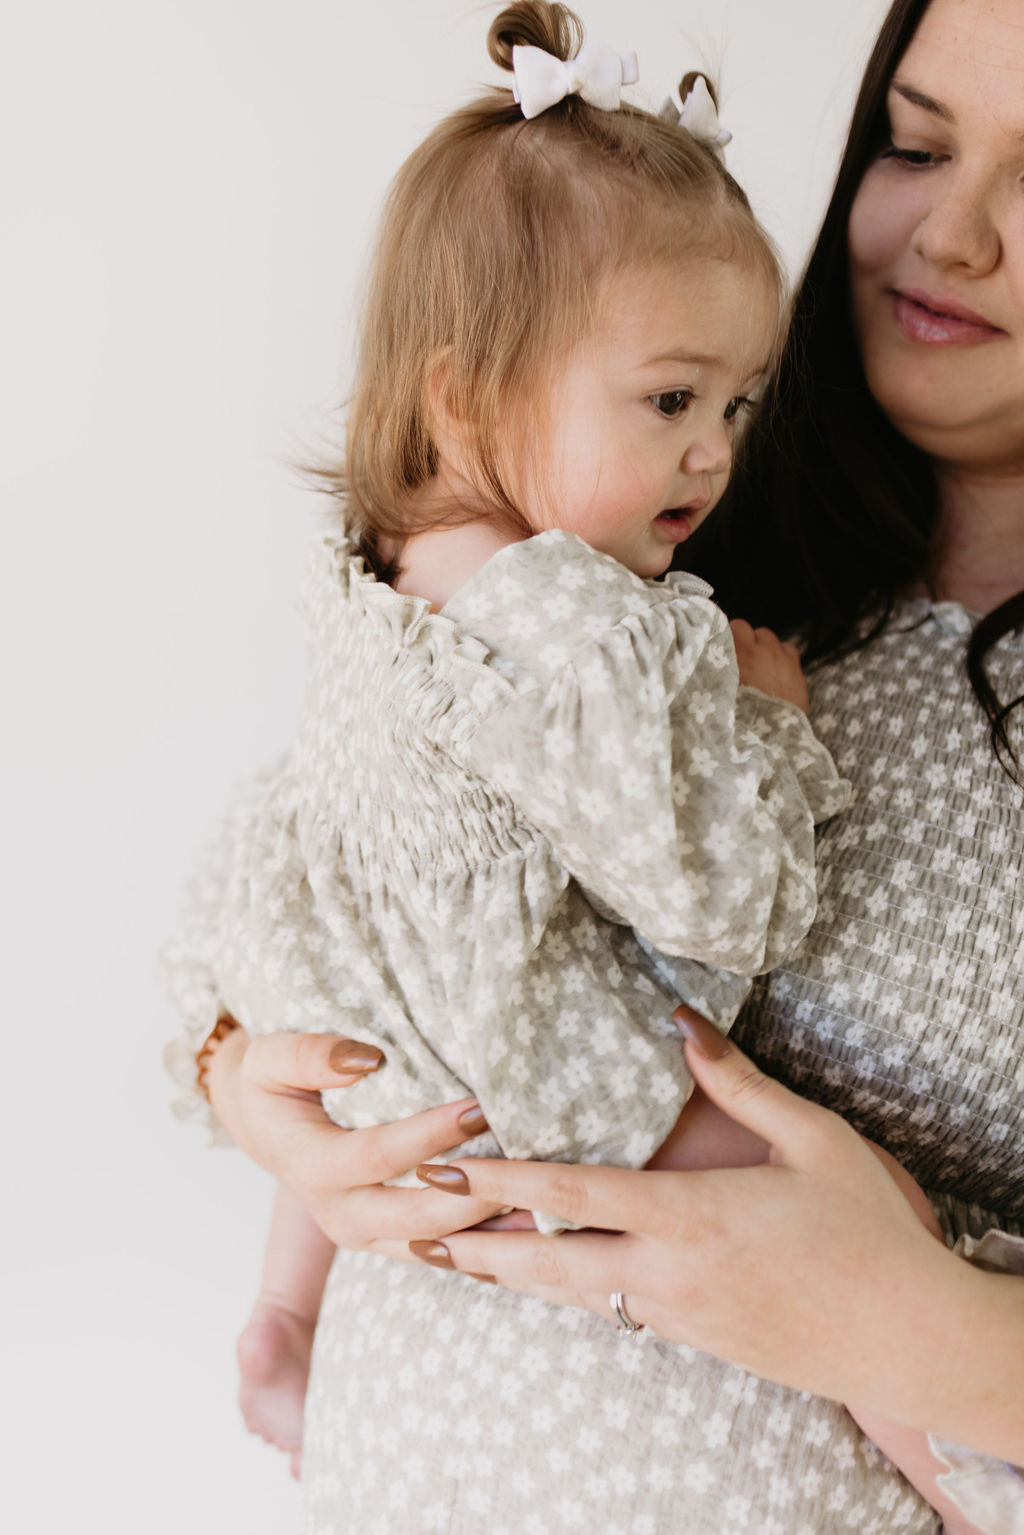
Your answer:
[467,594,849,978]
[236,1183,335,1476]
[728,619,808,712]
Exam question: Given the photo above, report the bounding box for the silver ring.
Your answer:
[611,1291,644,1337]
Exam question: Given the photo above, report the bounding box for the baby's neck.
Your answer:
[395,521,525,611]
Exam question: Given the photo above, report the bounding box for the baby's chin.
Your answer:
[625,553,676,580]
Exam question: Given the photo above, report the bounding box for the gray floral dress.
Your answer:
[163,535,1024,1533]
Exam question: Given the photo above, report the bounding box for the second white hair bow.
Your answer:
[512,42,639,120]
[661,75,732,161]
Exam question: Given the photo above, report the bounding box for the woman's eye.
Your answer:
[724,396,755,423]
[650,389,693,419]
[880,142,937,168]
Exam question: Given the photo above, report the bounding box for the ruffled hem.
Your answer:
[161,1034,234,1145]
[953,1227,1024,1274]
[159,761,289,1143]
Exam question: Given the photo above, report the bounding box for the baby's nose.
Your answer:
[682,430,732,477]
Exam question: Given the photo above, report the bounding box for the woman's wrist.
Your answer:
[835,1240,1024,1461]
[905,1257,1024,1462]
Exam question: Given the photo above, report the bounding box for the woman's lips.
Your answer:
[891,289,1006,346]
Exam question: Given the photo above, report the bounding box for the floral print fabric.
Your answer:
[163,525,848,1232]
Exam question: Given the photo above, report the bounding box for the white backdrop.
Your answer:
[4,1,892,1530]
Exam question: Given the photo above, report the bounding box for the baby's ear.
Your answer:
[425,347,472,465]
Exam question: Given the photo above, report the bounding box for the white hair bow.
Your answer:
[661,75,732,162]
[512,42,639,120]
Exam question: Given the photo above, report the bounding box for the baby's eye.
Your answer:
[650,389,693,419]
[724,395,755,423]
[880,142,938,168]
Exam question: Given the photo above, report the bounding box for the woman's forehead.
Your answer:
[899,0,1024,85]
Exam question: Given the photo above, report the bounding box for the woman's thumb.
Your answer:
[672,1005,811,1151]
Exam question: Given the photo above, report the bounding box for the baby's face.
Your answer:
[524,259,776,579]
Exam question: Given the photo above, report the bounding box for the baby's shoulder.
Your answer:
[443,529,724,684]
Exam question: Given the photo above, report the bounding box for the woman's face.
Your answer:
[849,0,1024,475]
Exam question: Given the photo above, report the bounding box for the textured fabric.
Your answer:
[164,551,1024,1533]
[162,526,848,1236]
[736,599,1024,1223]
[299,597,1024,1535]
[303,1252,933,1535]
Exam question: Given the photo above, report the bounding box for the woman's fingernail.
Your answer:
[467,1272,497,1284]
[673,1005,731,1060]
[416,1163,471,1195]
[409,1240,454,1269]
[328,1039,384,1074]
[457,1104,489,1136]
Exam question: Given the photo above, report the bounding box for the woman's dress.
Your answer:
[301,596,1023,1535]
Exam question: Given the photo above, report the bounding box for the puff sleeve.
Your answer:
[464,591,851,975]
[159,762,285,1138]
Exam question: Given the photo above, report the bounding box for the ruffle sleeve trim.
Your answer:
[735,686,854,826]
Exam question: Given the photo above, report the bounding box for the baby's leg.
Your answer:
[237,1182,335,1478]
[645,1080,770,1171]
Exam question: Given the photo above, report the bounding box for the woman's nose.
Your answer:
[913,172,1001,275]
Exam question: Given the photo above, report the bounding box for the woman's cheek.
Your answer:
[848,163,927,280]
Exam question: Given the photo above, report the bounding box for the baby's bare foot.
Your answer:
[237,1299,316,1479]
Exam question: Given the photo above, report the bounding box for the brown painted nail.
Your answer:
[457,1104,489,1136]
[416,1163,471,1195]
[328,1038,384,1074]
[467,1272,497,1284]
[409,1240,454,1269]
[673,1005,731,1060]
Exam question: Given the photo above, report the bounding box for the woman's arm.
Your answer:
[423,1013,1024,1465]
[205,1024,503,1250]
[203,1017,1024,1462]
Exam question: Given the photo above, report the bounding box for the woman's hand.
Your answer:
[420,1011,1024,1458]
[206,1026,502,1253]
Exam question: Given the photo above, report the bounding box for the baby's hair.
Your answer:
[328,0,783,582]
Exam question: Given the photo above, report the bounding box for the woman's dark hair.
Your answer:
[683,0,1024,782]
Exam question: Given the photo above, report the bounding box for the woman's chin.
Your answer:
[867,373,1024,471]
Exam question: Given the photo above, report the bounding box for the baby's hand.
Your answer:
[730,619,808,712]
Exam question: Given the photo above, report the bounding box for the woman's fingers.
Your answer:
[326,1183,505,1245]
[439,1227,647,1297]
[313,1097,489,1187]
[417,1157,689,1240]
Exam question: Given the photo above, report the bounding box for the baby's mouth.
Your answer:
[654,507,698,540]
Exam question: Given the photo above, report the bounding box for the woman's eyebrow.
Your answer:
[891,80,955,123]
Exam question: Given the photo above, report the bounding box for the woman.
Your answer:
[193,0,1024,1526]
